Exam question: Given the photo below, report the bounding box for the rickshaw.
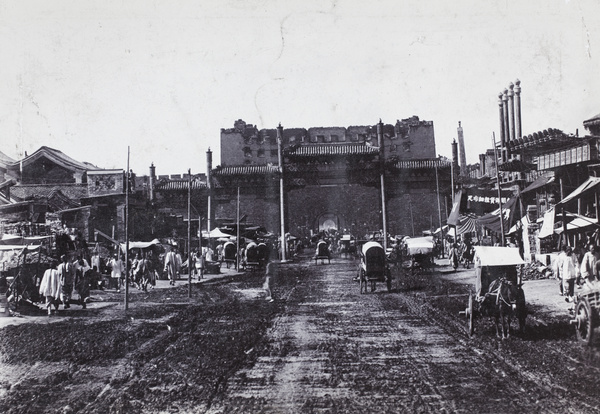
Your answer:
[357,241,392,293]
[404,236,435,270]
[222,241,236,268]
[339,235,357,259]
[244,241,260,271]
[314,240,331,264]
[257,242,269,268]
[461,246,527,337]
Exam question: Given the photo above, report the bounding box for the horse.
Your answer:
[485,277,519,339]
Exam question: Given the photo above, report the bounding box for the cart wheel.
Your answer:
[575,299,595,345]
[467,292,474,337]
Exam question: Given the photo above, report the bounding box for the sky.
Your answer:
[1,0,600,176]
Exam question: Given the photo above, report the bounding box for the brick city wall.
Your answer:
[213,182,447,239]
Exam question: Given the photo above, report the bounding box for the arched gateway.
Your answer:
[211,118,452,240]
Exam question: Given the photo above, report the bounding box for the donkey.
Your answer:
[487,277,519,339]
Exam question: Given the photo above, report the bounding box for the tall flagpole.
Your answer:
[125,146,130,310]
[236,187,240,271]
[277,123,287,261]
[187,168,192,298]
[435,160,445,258]
[492,133,506,246]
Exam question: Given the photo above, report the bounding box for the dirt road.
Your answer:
[1,257,600,413]
[211,259,599,413]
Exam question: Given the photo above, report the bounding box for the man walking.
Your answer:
[562,246,579,304]
[164,248,180,286]
[580,244,599,286]
[57,254,74,309]
[39,260,62,316]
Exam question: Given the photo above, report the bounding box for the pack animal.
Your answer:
[485,277,519,339]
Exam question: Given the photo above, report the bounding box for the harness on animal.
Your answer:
[485,277,516,309]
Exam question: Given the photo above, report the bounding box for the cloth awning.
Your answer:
[521,175,555,194]
[447,190,463,226]
[120,239,161,252]
[476,196,519,233]
[538,209,556,238]
[0,244,41,252]
[555,176,600,206]
[0,235,52,246]
[457,216,478,235]
[202,228,234,239]
[555,215,599,233]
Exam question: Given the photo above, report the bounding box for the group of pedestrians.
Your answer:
[38,254,92,316]
[553,243,600,305]
[447,239,475,272]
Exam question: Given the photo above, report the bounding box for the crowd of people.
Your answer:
[38,253,93,316]
[552,242,600,307]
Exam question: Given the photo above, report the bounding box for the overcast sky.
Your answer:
[2,0,599,176]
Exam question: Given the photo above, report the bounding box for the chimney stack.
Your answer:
[502,89,509,156]
[514,79,522,139]
[451,139,459,172]
[148,163,156,201]
[508,82,516,145]
[457,122,467,177]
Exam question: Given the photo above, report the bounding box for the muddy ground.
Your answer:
[1,257,599,413]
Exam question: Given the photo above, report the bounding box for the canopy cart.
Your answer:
[461,247,527,337]
[357,241,392,293]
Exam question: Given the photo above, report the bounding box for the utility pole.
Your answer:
[187,168,192,298]
[492,133,506,246]
[277,123,287,261]
[125,147,130,310]
[435,161,445,258]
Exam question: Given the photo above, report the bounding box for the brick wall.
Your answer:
[212,182,446,239]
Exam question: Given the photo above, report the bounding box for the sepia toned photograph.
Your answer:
[1,1,600,412]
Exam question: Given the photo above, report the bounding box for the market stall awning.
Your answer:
[555,176,600,206]
[457,215,478,235]
[120,239,161,252]
[521,174,555,194]
[202,227,234,239]
[0,235,52,245]
[0,244,41,252]
[555,215,599,233]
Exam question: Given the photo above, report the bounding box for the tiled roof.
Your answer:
[0,150,16,166]
[213,165,280,176]
[507,129,575,154]
[286,144,379,157]
[7,146,100,172]
[584,113,600,126]
[154,180,207,190]
[393,159,452,169]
